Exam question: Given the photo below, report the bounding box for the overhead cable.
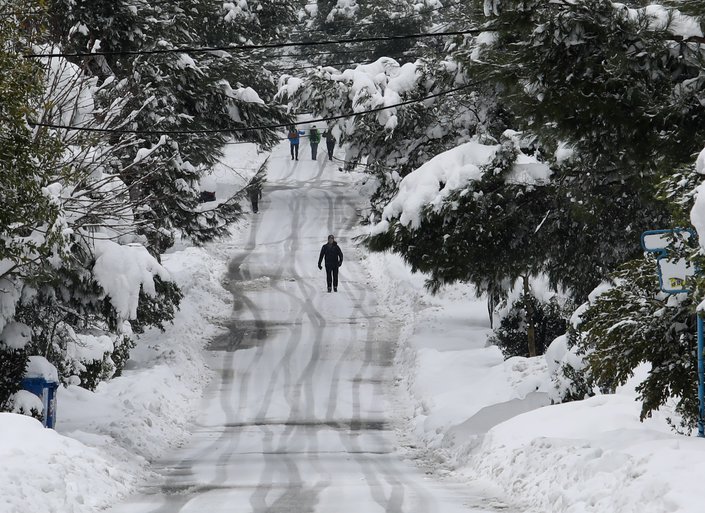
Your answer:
[29,81,480,135]
[24,28,488,59]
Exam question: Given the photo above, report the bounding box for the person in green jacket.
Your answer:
[309,126,321,160]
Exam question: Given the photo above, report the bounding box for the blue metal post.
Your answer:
[698,315,705,438]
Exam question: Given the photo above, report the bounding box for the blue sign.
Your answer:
[641,228,696,294]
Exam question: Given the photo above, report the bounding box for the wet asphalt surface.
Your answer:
[107,145,505,513]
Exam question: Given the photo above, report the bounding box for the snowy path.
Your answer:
[108,142,503,513]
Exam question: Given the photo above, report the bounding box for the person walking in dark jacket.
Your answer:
[323,129,336,161]
[309,126,321,160]
[248,182,262,213]
[318,234,343,292]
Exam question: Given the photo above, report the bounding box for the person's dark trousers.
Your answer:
[290,143,299,160]
[325,265,339,291]
[327,143,335,160]
[311,143,318,160]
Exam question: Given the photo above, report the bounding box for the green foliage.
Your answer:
[129,277,184,334]
[465,0,705,299]
[572,258,700,431]
[303,0,441,63]
[278,56,502,213]
[0,346,28,411]
[367,135,549,294]
[0,2,68,284]
[47,0,294,251]
[490,294,570,358]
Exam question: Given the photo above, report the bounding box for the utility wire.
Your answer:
[24,28,487,59]
[29,81,480,135]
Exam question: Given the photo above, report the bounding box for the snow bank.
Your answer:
[0,413,135,513]
[361,248,551,466]
[0,242,232,513]
[463,394,705,513]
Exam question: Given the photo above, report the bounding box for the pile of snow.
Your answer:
[0,413,136,513]
[463,391,705,513]
[0,241,232,513]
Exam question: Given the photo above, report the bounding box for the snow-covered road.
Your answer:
[108,142,502,513]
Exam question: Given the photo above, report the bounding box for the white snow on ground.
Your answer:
[0,143,266,513]
[360,247,705,513]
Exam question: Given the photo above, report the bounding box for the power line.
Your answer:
[24,28,487,59]
[29,81,480,135]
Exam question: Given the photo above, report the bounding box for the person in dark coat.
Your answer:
[323,129,336,161]
[318,234,344,292]
[248,182,262,213]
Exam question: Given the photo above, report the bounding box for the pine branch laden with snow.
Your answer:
[366,132,553,296]
[92,240,170,323]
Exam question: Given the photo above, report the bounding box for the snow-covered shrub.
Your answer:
[9,389,43,421]
[489,292,571,358]
[0,347,27,412]
[568,259,699,432]
[0,322,31,412]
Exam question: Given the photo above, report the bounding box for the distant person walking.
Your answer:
[309,126,321,160]
[248,182,262,213]
[287,126,304,160]
[323,129,336,161]
[317,234,344,292]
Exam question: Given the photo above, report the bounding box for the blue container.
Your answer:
[20,377,59,429]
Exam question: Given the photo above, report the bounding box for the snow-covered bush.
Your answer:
[566,258,698,432]
[489,288,571,359]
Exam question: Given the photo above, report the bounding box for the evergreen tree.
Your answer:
[300,0,441,64]
[366,135,550,294]
[278,53,502,212]
[489,286,571,358]
[570,258,699,432]
[47,0,295,251]
[462,0,705,299]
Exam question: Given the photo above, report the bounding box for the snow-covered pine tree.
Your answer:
[562,146,705,432]
[463,0,705,300]
[0,4,68,409]
[569,258,699,432]
[301,0,441,64]
[47,0,294,251]
[366,133,550,294]
[489,282,571,358]
[2,1,183,407]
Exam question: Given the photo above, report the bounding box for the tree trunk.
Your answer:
[523,275,537,357]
